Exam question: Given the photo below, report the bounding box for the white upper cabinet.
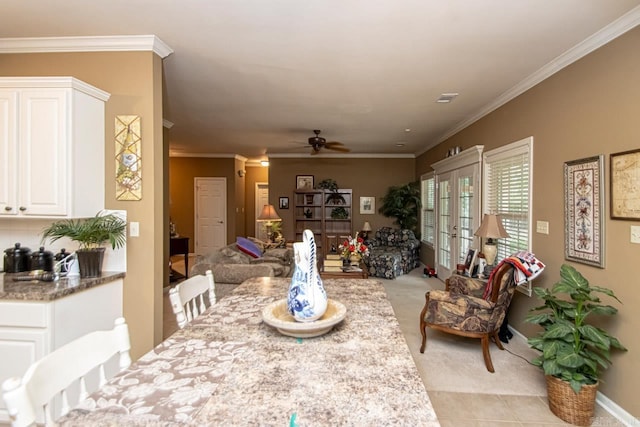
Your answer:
[0,77,110,218]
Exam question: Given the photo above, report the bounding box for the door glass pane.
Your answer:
[438,180,451,269]
[458,174,474,265]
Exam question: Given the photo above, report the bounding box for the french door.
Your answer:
[432,146,483,280]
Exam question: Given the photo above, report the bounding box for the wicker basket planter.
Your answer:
[546,375,598,426]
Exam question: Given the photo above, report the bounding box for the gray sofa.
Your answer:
[190,240,293,286]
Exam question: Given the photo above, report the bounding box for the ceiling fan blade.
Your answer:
[325,145,351,153]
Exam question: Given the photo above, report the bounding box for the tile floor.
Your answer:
[163,264,626,427]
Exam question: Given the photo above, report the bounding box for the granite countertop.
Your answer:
[60,277,439,426]
[0,271,126,301]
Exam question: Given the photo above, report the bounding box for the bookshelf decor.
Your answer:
[294,189,352,259]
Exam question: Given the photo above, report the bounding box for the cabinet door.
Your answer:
[19,89,69,216]
[0,90,18,215]
[0,328,49,422]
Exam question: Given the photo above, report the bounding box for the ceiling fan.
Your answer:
[307,130,350,154]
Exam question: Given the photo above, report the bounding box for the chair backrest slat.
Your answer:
[169,270,216,329]
[2,317,131,427]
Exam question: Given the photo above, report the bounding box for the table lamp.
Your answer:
[257,204,282,243]
[474,214,509,271]
[361,221,372,240]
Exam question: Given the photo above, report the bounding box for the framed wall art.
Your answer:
[115,115,142,201]
[279,197,289,209]
[296,175,314,190]
[564,155,604,268]
[610,148,640,220]
[359,196,375,214]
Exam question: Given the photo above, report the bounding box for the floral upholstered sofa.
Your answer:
[190,238,293,285]
[365,227,420,279]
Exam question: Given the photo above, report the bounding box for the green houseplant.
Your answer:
[378,181,421,234]
[41,211,127,278]
[317,178,345,205]
[525,264,626,425]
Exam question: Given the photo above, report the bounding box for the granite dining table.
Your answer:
[59,277,440,426]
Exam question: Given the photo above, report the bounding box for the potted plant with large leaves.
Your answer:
[41,211,126,278]
[378,181,421,235]
[525,264,627,426]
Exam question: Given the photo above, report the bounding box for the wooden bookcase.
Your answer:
[293,189,352,257]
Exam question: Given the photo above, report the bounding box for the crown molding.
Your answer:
[267,152,415,159]
[0,35,173,58]
[426,5,640,151]
[0,76,110,101]
[169,152,240,158]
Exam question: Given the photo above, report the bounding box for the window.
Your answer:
[483,137,533,294]
[421,173,435,246]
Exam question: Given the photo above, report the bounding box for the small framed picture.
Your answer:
[464,248,478,277]
[610,148,640,220]
[296,175,314,190]
[279,197,289,209]
[360,196,375,214]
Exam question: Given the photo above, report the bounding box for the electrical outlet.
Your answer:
[129,221,140,237]
[631,225,640,244]
[536,220,549,234]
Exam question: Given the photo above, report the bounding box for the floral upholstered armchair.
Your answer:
[418,262,516,372]
[365,227,420,279]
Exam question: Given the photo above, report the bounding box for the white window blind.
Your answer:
[421,173,435,246]
[483,137,533,293]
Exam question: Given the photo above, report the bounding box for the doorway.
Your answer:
[255,182,269,240]
[194,177,227,255]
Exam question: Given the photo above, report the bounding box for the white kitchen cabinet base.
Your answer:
[0,278,123,423]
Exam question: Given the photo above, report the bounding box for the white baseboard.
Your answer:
[508,325,637,426]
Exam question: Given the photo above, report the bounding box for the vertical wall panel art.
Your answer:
[115,115,142,200]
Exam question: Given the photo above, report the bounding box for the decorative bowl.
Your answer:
[262,299,346,338]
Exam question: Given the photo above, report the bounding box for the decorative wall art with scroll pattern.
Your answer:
[115,115,142,201]
[564,155,604,268]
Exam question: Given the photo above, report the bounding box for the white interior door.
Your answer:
[255,182,269,240]
[194,177,226,255]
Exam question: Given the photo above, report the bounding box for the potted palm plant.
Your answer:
[379,181,421,234]
[41,211,126,278]
[525,264,627,426]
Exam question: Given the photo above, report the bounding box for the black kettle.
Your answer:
[30,247,54,272]
[3,243,32,273]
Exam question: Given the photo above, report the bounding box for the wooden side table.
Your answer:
[170,236,189,282]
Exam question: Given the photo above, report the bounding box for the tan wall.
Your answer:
[0,51,166,360]
[245,166,269,234]
[169,156,244,248]
[268,157,416,240]
[169,156,415,245]
[415,27,640,416]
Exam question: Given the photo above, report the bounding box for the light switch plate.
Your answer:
[631,225,640,244]
[129,221,140,237]
[536,220,549,234]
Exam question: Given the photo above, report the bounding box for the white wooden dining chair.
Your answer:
[169,269,216,329]
[1,317,131,427]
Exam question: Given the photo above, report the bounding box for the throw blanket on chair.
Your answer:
[483,251,545,300]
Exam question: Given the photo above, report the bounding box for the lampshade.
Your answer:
[257,204,281,222]
[474,214,509,239]
[362,221,372,232]
[475,214,509,266]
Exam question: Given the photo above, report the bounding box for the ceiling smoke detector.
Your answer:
[436,93,459,103]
